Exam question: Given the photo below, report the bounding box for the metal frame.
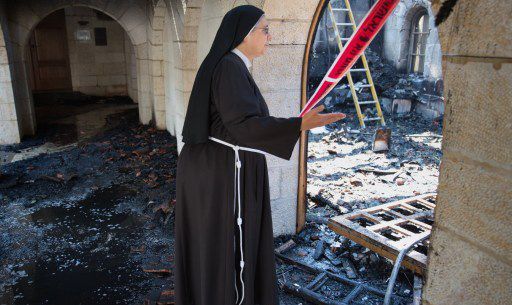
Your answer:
[327,193,436,275]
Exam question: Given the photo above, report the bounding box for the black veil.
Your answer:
[181,5,265,145]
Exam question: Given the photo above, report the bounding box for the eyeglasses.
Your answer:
[253,26,270,35]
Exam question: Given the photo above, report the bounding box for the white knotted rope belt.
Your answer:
[208,136,269,305]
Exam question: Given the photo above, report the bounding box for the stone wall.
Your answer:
[383,0,443,79]
[124,31,138,102]
[0,2,21,144]
[423,1,512,304]
[64,7,129,96]
[172,0,201,151]
[255,0,317,236]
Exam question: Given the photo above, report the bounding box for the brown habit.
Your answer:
[174,52,302,305]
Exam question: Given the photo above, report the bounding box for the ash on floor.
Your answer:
[0,108,177,305]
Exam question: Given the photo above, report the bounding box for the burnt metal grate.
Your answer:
[328,193,436,275]
[276,252,410,305]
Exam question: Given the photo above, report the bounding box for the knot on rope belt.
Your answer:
[208,136,268,305]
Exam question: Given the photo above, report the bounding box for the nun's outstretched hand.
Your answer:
[300,104,346,131]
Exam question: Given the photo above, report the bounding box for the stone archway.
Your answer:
[2,0,151,143]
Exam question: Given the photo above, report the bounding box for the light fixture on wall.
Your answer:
[75,20,91,43]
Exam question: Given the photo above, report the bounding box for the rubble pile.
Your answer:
[318,49,444,117]
[274,223,415,305]
[308,113,442,216]
[278,110,443,304]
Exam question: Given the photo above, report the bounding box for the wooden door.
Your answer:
[28,9,72,92]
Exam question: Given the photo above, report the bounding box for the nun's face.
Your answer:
[244,16,271,57]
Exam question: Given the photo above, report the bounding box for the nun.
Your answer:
[174,5,345,305]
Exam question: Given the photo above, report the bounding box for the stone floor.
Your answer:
[1,93,137,165]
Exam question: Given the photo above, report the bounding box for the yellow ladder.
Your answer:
[326,0,386,128]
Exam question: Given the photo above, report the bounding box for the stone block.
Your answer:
[182,69,196,92]
[184,7,201,27]
[128,23,148,46]
[0,48,8,64]
[105,84,127,95]
[263,0,318,21]
[153,3,166,17]
[152,76,165,96]
[186,0,204,8]
[392,99,411,115]
[150,29,163,45]
[267,20,310,45]
[270,196,297,236]
[6,3,39,29]
[153,95,166,111]
[98,75,126,86]
[0,82,15,104]
[268,166,281,200]
[433,0,511,58]
[137,59,150,75]
[415,100,444,119]
[79,75,98,87]
[0,119,20,144]
[135,43,149,60]
[442,60,512,166]
[0,64,12,82]
[154,110,167,130]
[151,60,163,76]
[183,25,198,42]
[252,45,304,92]
[0,102,17,120]
[152,16,165,30]
[280,166,299,199]
[180,41,197,69]
[108,52,126,63]
[260,89,301,117]
[435,157,512,260]
[118,4,146,31]
[139,74,150,93]
[424,228,512,305]
[151,44,164,60]
[103,62,127,75]
[76,63,98,76]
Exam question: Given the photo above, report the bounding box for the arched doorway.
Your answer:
[1,0,152,145]
[21,7,140,147]
[298,0,445,301]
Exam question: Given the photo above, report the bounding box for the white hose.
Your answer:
[383,234,430,305]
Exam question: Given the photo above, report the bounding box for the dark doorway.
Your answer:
[28,9,72,92]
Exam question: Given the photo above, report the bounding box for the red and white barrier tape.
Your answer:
[299,0,400,117]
